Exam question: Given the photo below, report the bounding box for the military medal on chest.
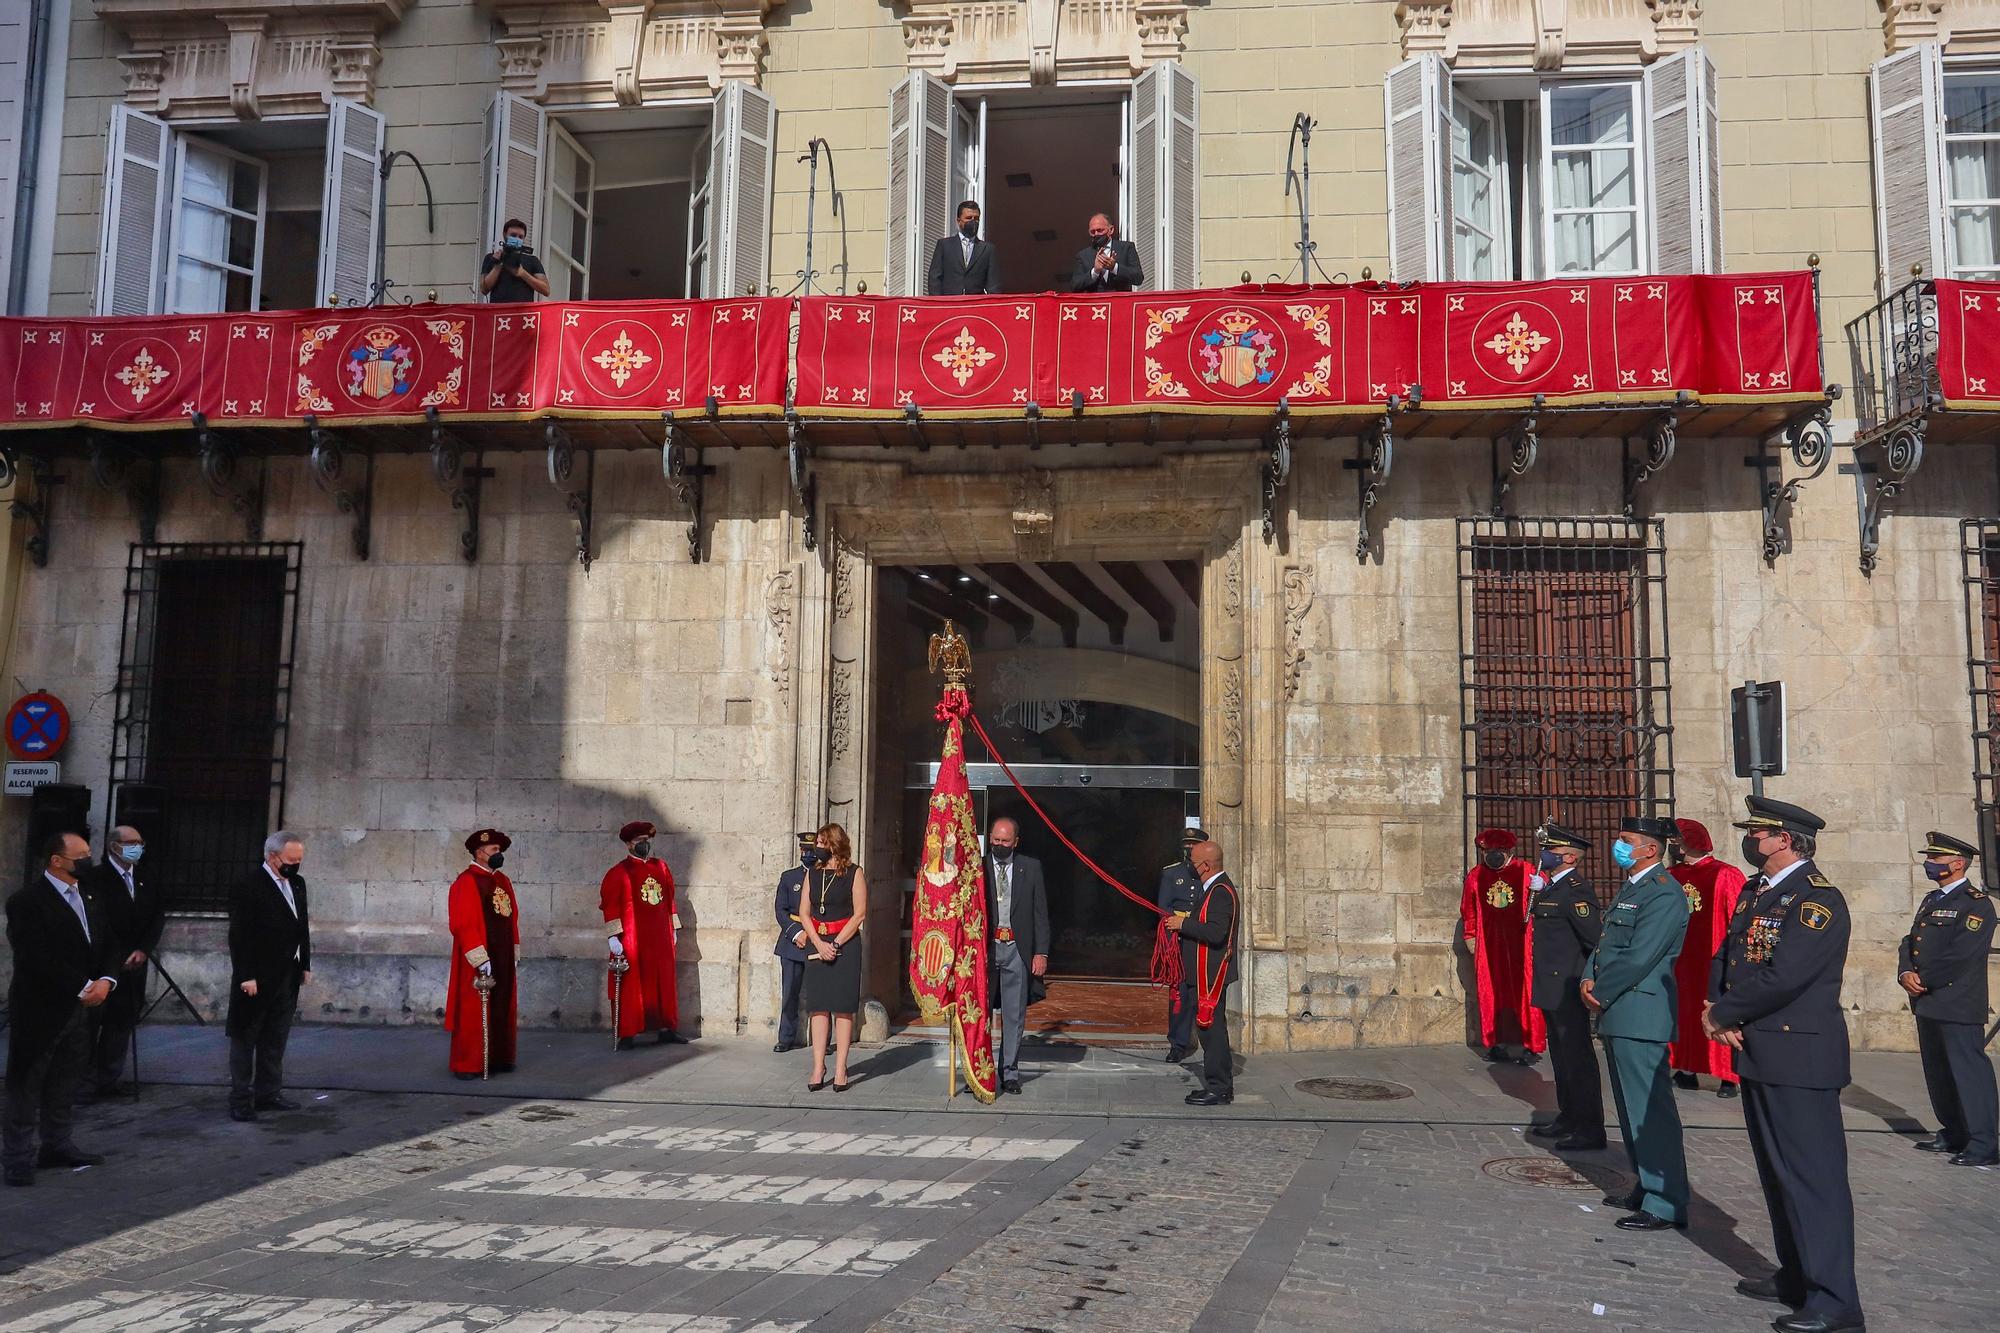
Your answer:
[639,875,665,906]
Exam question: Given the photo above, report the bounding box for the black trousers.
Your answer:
[1167,979,1196,1050]
[229,980,298,1112]
[1742,1079,1860,1321]
[3,1009,89,1174]
[1916,1015,1998,1157]
[1539,988,1603,1132]
[777,957,806,1046]
[1198,983,1233,1095]
[88,973,144,1090]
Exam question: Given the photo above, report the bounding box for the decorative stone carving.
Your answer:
[828,660,854,761]
[1395,0,1699,69]
[765,567,795,707]
[1011,468,1056,560]
[1220,662,1244,760]
[1221,539,1242,620]
[1883,1,2000,53]
[1282,562,1316,702]
[96,0,407,117]
[832,532,860,623]
[489,0,782,104]
[1086,506,1206,535]
[898,0,1188,84]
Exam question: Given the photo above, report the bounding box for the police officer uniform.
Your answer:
[1899,831,1998,1166]
[772,831,816,1053]
[1709,795,1861,1333]
[1526,824,1605,1150]
[1157,818,1205,1062]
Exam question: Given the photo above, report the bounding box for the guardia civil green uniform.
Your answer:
[1588,814,1690,1229]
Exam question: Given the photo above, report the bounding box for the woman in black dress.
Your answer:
[801,822,867,1091]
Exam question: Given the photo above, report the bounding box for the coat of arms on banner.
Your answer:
[1196,309,1280,394]
[346,326,414,401]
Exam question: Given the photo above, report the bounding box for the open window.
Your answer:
[1385,48,1719,282]
[481,86,770,302]
[885,69,1194,296]
[1869,44,2000,288]
[94,99,383,315]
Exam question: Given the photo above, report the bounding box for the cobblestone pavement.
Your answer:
[0,1042,1993,1331]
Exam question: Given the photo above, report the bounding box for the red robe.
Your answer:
[1669,855,1746,1080]
[1461,859,1545,1052]
[602,855,679,1037]
[445,863,518,1074]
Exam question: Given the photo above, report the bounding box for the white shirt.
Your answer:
[1549,867,1574,885]
[994,856,1014,925]
[1935,876,1969,899]
[45,871,115,998]
[113,859,137,899]
[1201,869,1226,892]
[960,234,974,266]
[1762,857,1809,892]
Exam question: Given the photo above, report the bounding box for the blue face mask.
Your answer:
[1537,850,1563,872]
[504,234,524,249]
[121,844,145,863]
[1923,861,1951,882]
[1611,840,1638,870]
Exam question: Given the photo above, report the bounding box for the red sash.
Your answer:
[1194,881,1237,1029]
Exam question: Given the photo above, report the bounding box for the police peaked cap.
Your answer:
[1731,795,1825,836]
[1922,831,1980,860]
[1620,815,1679,844]
[1538,823,1591,851]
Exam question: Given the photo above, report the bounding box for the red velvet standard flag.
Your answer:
[908,623,998,1104]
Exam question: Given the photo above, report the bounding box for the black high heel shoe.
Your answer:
[833,1077,852,1093]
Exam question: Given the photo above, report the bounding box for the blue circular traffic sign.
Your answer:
[6,691,70,760]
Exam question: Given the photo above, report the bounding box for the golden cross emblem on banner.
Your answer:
[930,326,997,387]
[590,328,653,388]
[1481,311,1552,375]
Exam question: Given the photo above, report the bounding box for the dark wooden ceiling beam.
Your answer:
[1040,562,1127,646]
[1101,560,1177,642]
[1167,559,1201,606]
[983,564,1080,648]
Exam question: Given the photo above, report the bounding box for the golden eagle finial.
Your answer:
[927,619,972,685]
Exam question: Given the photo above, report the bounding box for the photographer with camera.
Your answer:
[479,218,550,303]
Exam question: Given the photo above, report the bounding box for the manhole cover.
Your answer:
[1481,1156,1632,1193]
[1294,1077,1415,1102]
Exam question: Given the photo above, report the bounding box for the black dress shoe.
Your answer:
[773,1041,797,1053]
[1003,1080,1023,1094]
[1717,1082,1739,1099]
[90,1082,134,1100]
[1526,1120,1566,1139]
[1736,1274,1804,1306]
[255,1096,301,1112]
[37,1147,104,1169]
[1949,1150,1999,1166]
[658,1030,688,1045]
[1772,1313,1865,1333]
[1603,1191,1640,1209]
[1913,1134,1958,1153]
[1555,1132,1609,1152]
[1165,1046,1189,1063]
[453,1072,480,1081]
[616,1036,635,1051]
[492,1064,514,1074]
[1614,1212,1674,1231]
[1184,1090,1233,1106]
[1672,1071,1700,1090]
[1485,1046,1507,1063]
[229,1108,258,1123]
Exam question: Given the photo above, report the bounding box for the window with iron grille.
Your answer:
[1458,517,1674,897]
[1962,521,2000,876]
[110,543,302,913]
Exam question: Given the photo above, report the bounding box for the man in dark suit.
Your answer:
[228,831,312,1122]
[1069,213,1145,292]
[773,830,816,1053]
[1898,831,1998,1166]
[1171,839,1237,1106]
[1156,818,1205,1062]
[985,817,1048,1094]
[1707,795,1861,1333]
[927,201,1001,296]
[4,831,117,1185]
[81,825,163,1096]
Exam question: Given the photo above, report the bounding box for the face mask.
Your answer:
[803,846,830,867]
[68,855,94,877]
[504,235,524,249]
[1091,234,1112,249]
[281,862,301,880]
[488,853,505,871]
[992,845,1014,862]
[1923,861,1951,883]
[1538,850,1563,872]
[1610,841,1637,870]
[121,844,145,863]
[960,220,979,240]
[1481,850,1507,870]
[1741,835,1769,869]
[633,839,653,858]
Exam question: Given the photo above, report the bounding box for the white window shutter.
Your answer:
[481,91,546,277]
[96,104,171,316]
[886,71,951,296]
[707,83,776,299]
[1130,65,1161,291]
[1384,55,1449,282]
[1645,47,1720,273]
[1129,63,1199,291]
[1871,43,1946,292]
[318,97,385,307]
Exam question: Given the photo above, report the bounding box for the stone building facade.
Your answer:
[0,0,1994,1052]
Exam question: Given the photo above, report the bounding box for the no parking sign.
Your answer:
[5,691,70,760]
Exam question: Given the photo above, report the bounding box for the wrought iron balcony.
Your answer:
[1846,277,1938,443]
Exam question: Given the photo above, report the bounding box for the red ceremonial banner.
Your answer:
[1933,280,2000,407]
[795,271,1825,417]
[0,298,790,432]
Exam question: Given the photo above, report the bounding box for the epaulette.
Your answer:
[1163,863,1184,873]
[1808,873,1836,890]
[1969,886,1989,901]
